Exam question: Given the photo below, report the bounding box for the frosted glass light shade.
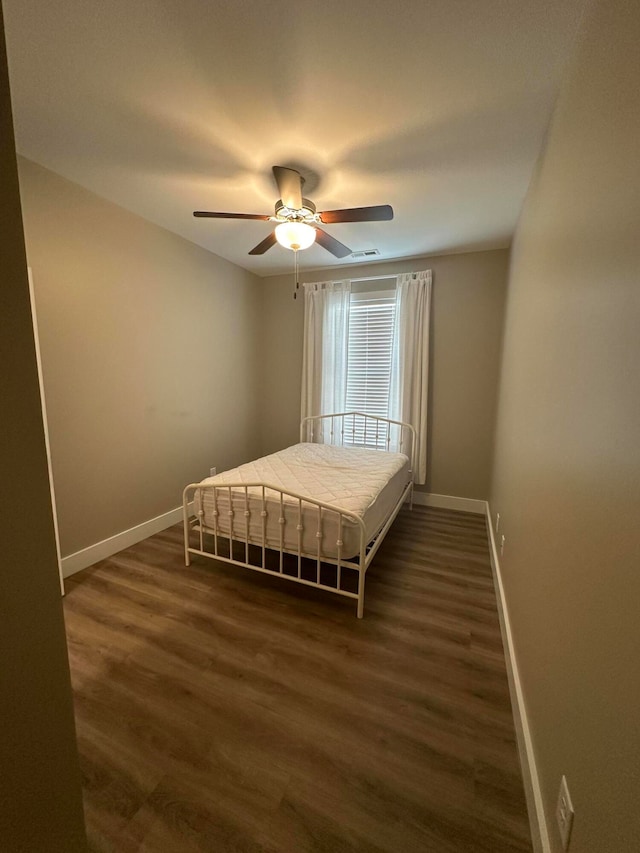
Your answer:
[275,221,316,251]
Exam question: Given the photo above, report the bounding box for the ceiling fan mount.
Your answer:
[193,166,393,259]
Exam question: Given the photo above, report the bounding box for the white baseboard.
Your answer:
[484,502,549,853]
[411,490,486,514]
[61,504,188,578]
[63,493,481,578]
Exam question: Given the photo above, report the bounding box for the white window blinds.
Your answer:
[344,291,396,446]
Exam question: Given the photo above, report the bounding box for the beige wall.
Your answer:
[490,0,640,850]
[260,249,508,500]
[18,158,262,557]
[0,12,86,849]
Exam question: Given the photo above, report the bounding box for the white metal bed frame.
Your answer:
[182,412,415,618]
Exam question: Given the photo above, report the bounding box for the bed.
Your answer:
[182,412,415,618]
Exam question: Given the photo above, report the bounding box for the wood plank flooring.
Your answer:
[63,506,532,853]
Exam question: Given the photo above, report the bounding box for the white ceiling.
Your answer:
[4,0,585,277]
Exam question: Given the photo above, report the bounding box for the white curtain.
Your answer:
[301,280,351,440]
[389,270,432,484]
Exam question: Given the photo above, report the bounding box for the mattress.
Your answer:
[193,443,410,560]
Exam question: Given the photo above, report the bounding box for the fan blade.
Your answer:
[248,231,278,255]
[194,211,271,220]
[315,228,352,259]
[318,204,394,224]
[272,166,303,210]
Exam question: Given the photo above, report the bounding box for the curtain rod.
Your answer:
[302,271,427,288]
[303,273,398,287]
[346,273,400,283]
[348,272,430,282]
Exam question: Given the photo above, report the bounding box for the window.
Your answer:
[344,290,396,447]
[301,270,431,483]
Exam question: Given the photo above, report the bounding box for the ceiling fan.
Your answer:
[193,166,393,258]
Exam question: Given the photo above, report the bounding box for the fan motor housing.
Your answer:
[275,198,317,220]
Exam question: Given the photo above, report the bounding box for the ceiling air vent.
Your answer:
[351,249,380,259]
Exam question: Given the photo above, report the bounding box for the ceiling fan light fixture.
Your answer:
[275,221,316,251]
[194,165,392,257]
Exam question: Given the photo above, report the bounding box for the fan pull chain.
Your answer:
[293,249,300,299]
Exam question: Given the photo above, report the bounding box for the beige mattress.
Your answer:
[193,443,410,560]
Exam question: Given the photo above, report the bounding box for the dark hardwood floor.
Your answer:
[63,505,532,853]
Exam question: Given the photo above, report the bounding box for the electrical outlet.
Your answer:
[209,467,217,477]
[556,775,574,850]
[496,512,501,532]
[500,534,506,556]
